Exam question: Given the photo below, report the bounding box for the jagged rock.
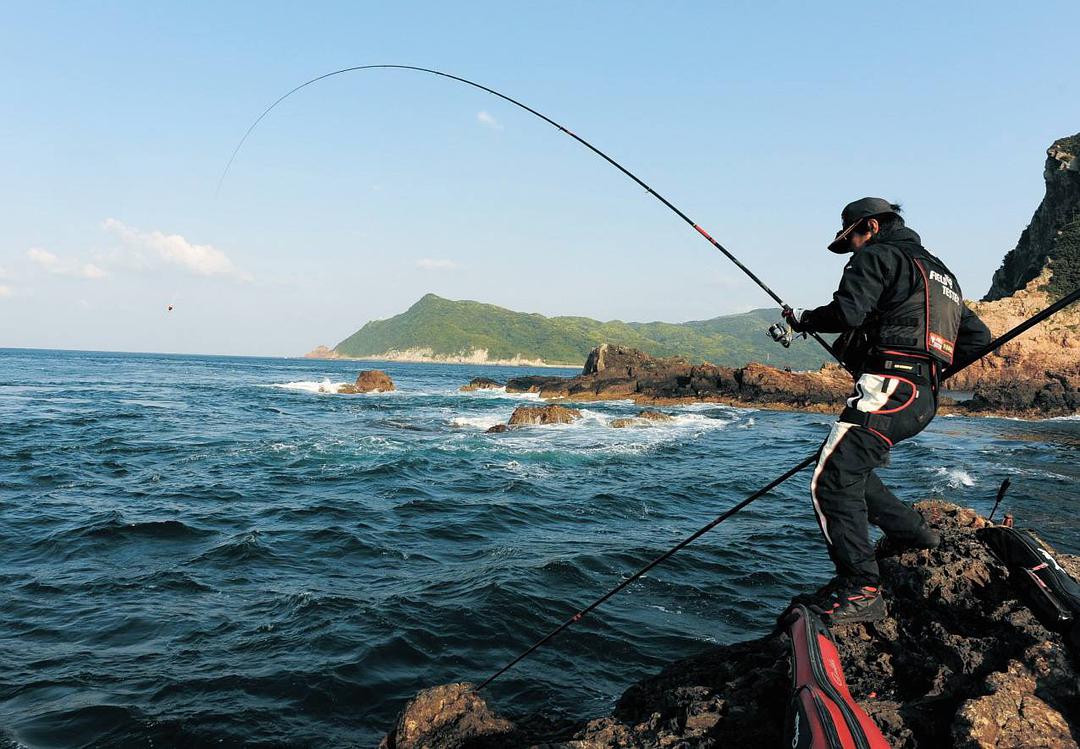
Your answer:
[952,659,1078,749]
[507,405,582,426]
[339,369,395,394]
[461,377,504,392]
[486,424,509,434]
[379,683,513,749]
[383,502,1079,748]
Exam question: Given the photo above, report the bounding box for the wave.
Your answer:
[929,466,976,489]
[450,414,506,430]
[269,378,347,394]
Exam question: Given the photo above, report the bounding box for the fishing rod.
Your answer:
[474,284,1080,689]
[218,64,839,364]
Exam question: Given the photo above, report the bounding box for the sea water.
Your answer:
[1,349,1077,747]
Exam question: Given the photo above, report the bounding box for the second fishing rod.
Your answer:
[475,282,1080,690]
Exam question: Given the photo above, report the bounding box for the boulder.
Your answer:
[460,377,504,392]
[507,404,582,426]
[379,683,513,749]
[485,424,509,434]
[339,370,395,394]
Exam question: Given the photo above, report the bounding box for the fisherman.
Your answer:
[782,198,991,624]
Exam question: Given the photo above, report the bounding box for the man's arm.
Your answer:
[794,246,898,333]
[953,304,992,362]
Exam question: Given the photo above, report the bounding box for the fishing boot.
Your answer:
[821,582,886,625]
[791,576,844,609]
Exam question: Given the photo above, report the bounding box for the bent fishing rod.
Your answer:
[219,64,839,363]
[475,283,1080,690]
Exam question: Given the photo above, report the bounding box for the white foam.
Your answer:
[455,387,542,400]
[270,378,348,394]
[450,414,506,430]
[931,466,976,489]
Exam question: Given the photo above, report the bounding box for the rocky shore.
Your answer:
[381,502,1080,748]
[462,344,1080,419]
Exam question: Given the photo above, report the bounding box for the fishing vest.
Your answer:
[837,245,963,372]
[871,246,963,366]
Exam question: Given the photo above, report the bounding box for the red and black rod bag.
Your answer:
[781,604,890,749]
[979,526,1080,640]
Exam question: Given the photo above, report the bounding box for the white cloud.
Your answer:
[102,218,250,281]
[0,265,9,279]
[415,258,460,271]
[0,284,12,298]
[476,110,503,130]
[26,247,108,279]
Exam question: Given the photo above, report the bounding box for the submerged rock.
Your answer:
[507,404,582,427]
[338,369,395,394]
[382,501,1080,748]
[610,409,676,428]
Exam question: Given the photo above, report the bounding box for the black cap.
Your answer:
[827,197,900,253]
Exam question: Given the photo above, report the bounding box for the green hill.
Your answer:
[331,294,831,369]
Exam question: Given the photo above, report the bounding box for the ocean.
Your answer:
[1,349,1077,747]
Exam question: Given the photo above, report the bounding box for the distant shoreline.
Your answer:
[303,347,582,369]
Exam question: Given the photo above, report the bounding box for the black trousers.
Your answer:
[810,371,936,585]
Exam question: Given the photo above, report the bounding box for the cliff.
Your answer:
[381,502,1080,748]
[985,132,1080,301]
[947,131,1080,393]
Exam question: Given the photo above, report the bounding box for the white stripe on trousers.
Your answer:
[811,374,900,547]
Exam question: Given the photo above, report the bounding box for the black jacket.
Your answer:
[802,225,991,366]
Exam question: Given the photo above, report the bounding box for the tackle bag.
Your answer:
[781,604,890,749]
[979,526,1080,632]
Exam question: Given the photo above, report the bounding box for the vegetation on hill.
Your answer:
[333,294,832,369]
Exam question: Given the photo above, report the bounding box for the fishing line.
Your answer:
[218,64,839,363]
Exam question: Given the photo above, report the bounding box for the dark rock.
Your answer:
[485,424,509,434]
[460,377,504,392]
[505,375,568,394]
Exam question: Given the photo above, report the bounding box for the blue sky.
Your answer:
[2,2,1078,355]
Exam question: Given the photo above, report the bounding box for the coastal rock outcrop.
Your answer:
[381,501,1080,748]
[338,369,395,394]
[504,345,851,412]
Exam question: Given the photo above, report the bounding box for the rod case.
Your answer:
[979,526,1080,634]
[780,604,890,749]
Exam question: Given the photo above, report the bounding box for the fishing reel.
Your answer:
[767,319,805,348]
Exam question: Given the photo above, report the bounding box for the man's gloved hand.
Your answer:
[783,307,809,333]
